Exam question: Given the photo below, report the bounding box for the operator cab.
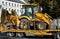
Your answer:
[21,4,39,18]
[20,4,46,30]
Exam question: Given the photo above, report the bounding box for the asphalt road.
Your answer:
[0,37,53,39]
[0,33,54,39]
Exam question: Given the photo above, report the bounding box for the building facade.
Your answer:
[0,0,24,17]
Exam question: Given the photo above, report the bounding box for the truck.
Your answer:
[0,4,60,39]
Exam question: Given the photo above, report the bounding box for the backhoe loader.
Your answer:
[19,4,52,30]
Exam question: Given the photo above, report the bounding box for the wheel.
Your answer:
[57,32,60,39]
[53,32,60,39]
[16,33,26,37]
[19,19,29,29]
[53,33,57,39]
[6,25,12,29]
[5,22,13,29]
[5,23,15,37]
[7,33,15,37]
[37,21,47,30]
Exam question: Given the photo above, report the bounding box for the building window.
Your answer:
[9,3,10,6]
[12,3,13,6]
[15,4,16,7]
[2,1,4,5]
[9,8,10,11]
[0,5,2,9]
[6,2,7,5]
[6,8,7,10]
[17,9,19,12]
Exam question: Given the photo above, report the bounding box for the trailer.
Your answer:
[0,4,60,39]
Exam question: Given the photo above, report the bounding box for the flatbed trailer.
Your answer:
[0,29,60,35]
[0,24,60,39]
[0,24,59,35]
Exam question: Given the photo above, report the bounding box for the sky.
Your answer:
[20,0,27,4]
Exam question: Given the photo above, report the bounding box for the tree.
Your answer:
[1,9,8,23]
[28,0,60,18]
[28,0,52,13]
[11,9,16,16]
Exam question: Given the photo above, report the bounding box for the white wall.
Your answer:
[0,0,23,17]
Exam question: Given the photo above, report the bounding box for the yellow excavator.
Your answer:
[4,4,52,30]
[0,4,60,39]
[19,4,52,30]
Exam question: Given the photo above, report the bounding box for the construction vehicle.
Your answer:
[19,4,52,30]
[0,4,60,39]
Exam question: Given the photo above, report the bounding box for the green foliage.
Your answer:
[11,9,16,16]
[1,9,8,23]
[28,0,34,3]
[28,0,42,4]
[28,0,60,18]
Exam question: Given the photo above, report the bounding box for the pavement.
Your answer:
[0,33,53,39]
[0,37,53,39]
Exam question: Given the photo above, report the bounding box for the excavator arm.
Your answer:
[35,13,52,25]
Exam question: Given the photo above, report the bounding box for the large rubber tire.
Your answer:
[16,33,26,37]
[7,33,15,37]
[5,23,15,37]
[37,21,47,30]
[52,32,60,39]
[52,33,57,39]
[19,19,29,30]
[5,22,13,29]
[57,32,60,39]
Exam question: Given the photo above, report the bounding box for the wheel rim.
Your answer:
[7,33,14,37]
[5,22,13,29]
[38,24,44,29]
[37,21,46,30]
[16,33,24,37]
[20,21,27,29]
[57,33,60,39]
[6,25,11,29]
